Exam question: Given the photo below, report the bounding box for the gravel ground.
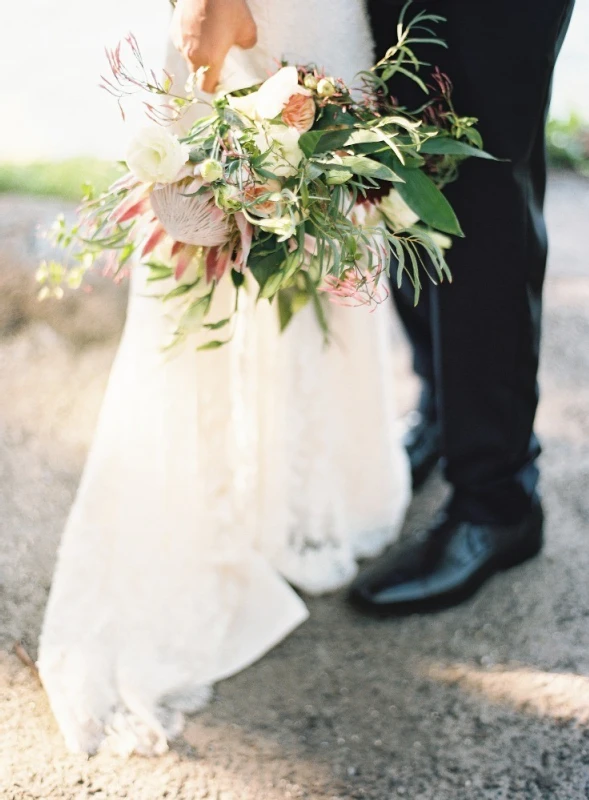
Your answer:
[1,172,589,799]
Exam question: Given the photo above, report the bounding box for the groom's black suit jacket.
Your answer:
[366,0,575,524]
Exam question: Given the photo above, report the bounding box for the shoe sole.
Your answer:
[349,516,544,617]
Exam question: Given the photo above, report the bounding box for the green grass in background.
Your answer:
[0,116,587,203]
[0,158,122,201]
[546,113,589,176]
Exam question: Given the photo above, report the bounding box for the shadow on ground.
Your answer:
[1,173,588,799]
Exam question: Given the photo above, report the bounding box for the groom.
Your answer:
[172,0,575,614]
[348,0,576,612]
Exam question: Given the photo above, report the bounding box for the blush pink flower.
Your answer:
[322,268,389,307]
[109,184,150,224]
[233,212,253,272]
[172,243,200,281]
[243,180,282,217]
[282,92,316,133]
[205,246,232,283]
[140,222,167,258]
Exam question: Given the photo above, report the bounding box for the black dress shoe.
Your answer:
[404,410,441,490]
[348,499,544,615]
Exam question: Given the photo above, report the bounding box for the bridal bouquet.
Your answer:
[39,5,491,349]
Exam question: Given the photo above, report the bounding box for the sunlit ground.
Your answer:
[427,663,589,725]
[0,4,588,798]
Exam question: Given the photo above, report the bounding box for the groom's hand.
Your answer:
[171,0,257,92]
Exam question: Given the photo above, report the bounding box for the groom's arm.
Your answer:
[170,0,257,92]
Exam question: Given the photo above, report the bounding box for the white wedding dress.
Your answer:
[38,0,411,756]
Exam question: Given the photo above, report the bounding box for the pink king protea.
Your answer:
[150,183,230,247]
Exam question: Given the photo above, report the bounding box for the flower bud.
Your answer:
[316,78,336,98]
[201,158,224,183]
[216,184,242,211]
[303,74,318,91]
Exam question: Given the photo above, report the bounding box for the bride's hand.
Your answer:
[171,0,258,93]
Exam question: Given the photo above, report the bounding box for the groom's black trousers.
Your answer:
[367,0,575,524]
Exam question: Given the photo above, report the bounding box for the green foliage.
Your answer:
[546,114,589,176]
[0,158,122,200]
[37,0,488,351]
[419,137,497,160]
[393,161,464,236]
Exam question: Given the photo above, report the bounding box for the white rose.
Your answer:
[379,188,420,231]
[254,123,304,178]
[255,66,304,119]
[126,126,190,184]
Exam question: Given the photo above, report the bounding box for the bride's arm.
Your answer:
[170,0,257,92]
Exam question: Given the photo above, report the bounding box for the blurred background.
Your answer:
[1,3,588,799]
[0,0,587,166]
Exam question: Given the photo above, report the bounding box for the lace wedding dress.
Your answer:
[38,0,411,756]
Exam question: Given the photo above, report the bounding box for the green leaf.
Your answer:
[314,155,402,182]
[344,129,386,146]
[465,127,484,149]
[339,156,403,182]
[146,264,174,281]
[222,107,247,129]
[393,161,464,236]
[317,104,356,129]
[248,243,286,292]
[179,294,211,332]
[204,317,231,331]
[419,137,496,160]
[277,288,310,332]
[231,269,245,289]
[277,290,294,331]
[298,130,328,158]
[163,283,192,301]
[197,339,229,351]
[303,272,329,340]
[259,269,284,300]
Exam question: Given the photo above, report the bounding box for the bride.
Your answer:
[38,0,411,756]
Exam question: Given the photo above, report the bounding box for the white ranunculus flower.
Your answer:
[379,188,420,231]
[254,123,304,178]
[255,66,303,120]
[126,126,191,184]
